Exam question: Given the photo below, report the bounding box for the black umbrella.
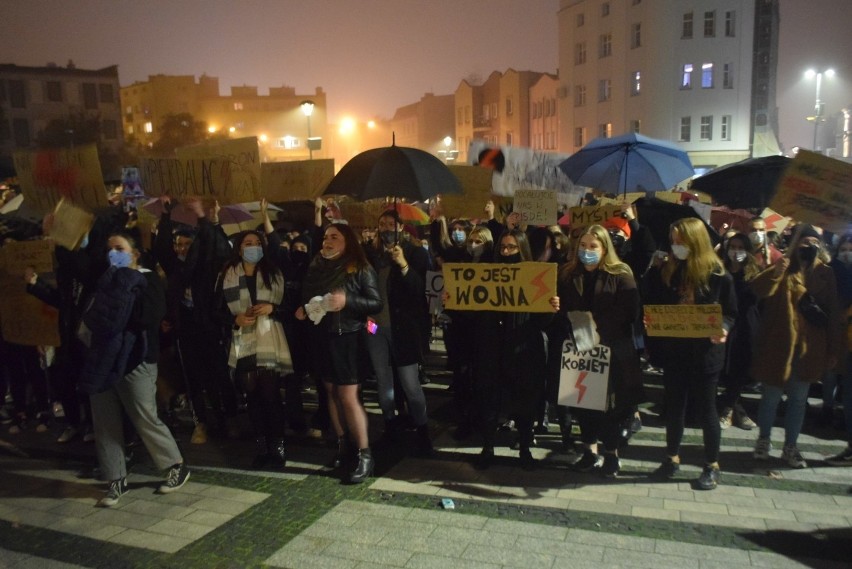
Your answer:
[689,155,791,209]
[323,140,462,202]
[633,196,720,249]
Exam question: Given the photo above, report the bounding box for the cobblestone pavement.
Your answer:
[1,339,850,568]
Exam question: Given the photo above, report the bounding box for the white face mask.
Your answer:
[727,249,747,264]
[839,251,852,264]
[671,244,690,260]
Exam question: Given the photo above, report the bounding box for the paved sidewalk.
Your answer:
[1,342,851,568]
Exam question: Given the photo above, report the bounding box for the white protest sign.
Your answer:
[513,189,557,226]
[425,270,444,314]
[557,338,610,411]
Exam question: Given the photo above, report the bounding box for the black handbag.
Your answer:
[797,293,828,327]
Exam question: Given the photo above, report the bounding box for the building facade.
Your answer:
[390,93,455,157]
[120,75,328,161]
[529,73,561,152]
[0,62,124,177]
[454,69,546,163]
[557,0,780,172]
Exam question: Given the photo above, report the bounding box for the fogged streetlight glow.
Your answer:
[208,126,217,133]
[259,133,268,143]
[443,136,452,147]
[339,117,356,135]
[367,120,376,129]
[300,100,315,117]
[228,126,236,133]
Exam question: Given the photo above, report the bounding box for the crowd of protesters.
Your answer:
[1,189,850,508]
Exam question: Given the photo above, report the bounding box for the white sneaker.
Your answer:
[57,426,79,443]
[754,437,772,460]
[782,445,807,469]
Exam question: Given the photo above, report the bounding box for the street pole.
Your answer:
[307,114,313,160]
[812,71,822,152]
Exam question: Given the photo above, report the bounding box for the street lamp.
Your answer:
[437,136,458,164]
[300,100,315,159]
[805,68,836,152]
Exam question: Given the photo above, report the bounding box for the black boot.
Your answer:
[415,425,434,457]
[349,448,374,484]
[252,437,270,469]
[474,446,494,470]
[268,438,287,468]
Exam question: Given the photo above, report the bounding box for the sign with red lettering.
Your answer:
[13,145,109,213]
[558,338,610,411]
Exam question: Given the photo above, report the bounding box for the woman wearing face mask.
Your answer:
[552,225,643,478]
[717,234,760,431]
[642,218,736,491]
[218,230,292,469]
[81,233,189,507]
[430,217,471,267]
[297,223,383,483]
[750,225,843,469]
[471,229,555,470]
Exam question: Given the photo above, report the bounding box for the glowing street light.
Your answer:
[805,68,836,152]
[438,136,458,164]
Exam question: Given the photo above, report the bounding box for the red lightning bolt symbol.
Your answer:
[530,269,549,303]
[575,371,588,404]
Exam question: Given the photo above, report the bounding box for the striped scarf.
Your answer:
[222,264,291,371]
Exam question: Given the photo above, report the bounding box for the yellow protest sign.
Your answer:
[50,199,94,251]
[13,144,109,213]
[339,201,387,234]
[440,165,496,219]
[770,150,851,233]
[644,304,723,338]
[514,189,557,226]
[261,159,334,202]
[443,261,556,312]
[568,205,624,238]
[0,240,60,346]
[173,137,261,204]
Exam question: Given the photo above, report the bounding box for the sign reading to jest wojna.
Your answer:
[644,304,723,338]
[442,262,556,312]
[557,338,610,411]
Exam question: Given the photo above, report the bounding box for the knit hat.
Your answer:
[603,216,632,239]
[797,224,821,242]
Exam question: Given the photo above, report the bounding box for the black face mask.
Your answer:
[290,250,309,266]
[379,231,397,247]
[797,244,818,263]
[499,253,522,264]
[609,233,627,252]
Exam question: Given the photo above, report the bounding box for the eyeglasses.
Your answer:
[500,244,519,252]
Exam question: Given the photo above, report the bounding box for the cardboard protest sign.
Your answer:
[13,144,109,213]
[170,137,261,204]
[339,201,387,234]
[770,150,851,233]
[138,157,183,197]
[442,261,556,313]
[49,199,94,251]
[644,304,723,338]
[439,165,495,219]
[759,207,791,233]
[514,189,557,226]
[0,240,60,346]
[425,270,444,314]
[568,205,624,238]
[261,159,334,201]
[557,338,610,411]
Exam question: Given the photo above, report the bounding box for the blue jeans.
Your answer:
[757,377,810,447]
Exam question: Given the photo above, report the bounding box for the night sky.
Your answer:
[2,0,849,153]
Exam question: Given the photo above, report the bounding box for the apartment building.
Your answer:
[0,62,123,177]
[557,0,780,172]
[390,93,455,157]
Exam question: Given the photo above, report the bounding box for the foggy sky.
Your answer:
[1,0,849,153]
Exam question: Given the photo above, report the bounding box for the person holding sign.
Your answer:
[471,228,556,470]
[553,225,643,477]
[217,231,292,470]
[750,225,843,469]
[296,223,383,483]
[642,217,736,490]
[363,210,433,455]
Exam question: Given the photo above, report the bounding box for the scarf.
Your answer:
[222,264,291,370]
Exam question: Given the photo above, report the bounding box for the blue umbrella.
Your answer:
[559,133,694,195]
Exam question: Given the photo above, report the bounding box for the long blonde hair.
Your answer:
[562,224,633,279]
[662,217,724,291]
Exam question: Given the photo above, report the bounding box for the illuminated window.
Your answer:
[234,102,243,111]
[277,136,301,149]
[598,123,612,138]
[702,63,714,88]
[681,64,693,89]
[631,71,641,95]
[144,122,153,133]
